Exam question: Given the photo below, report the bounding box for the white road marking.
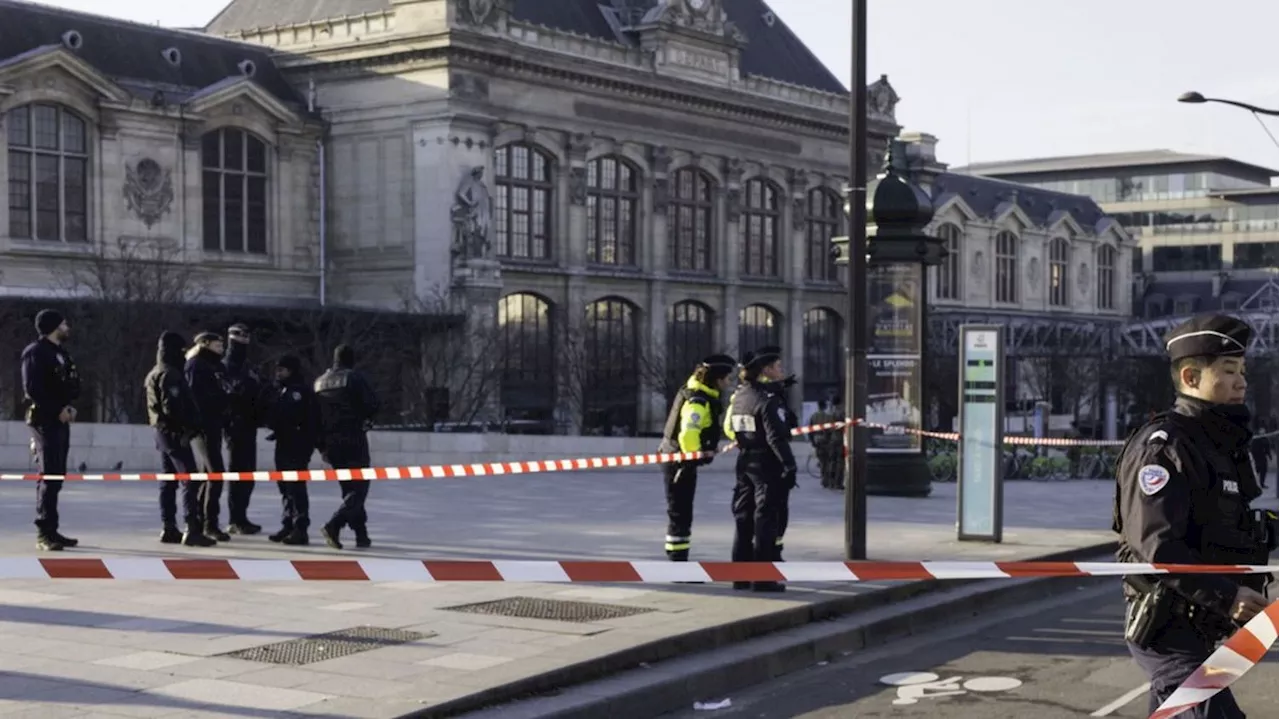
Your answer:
[1091,683,1150,717]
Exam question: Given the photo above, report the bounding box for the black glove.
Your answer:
[783,466,797,489]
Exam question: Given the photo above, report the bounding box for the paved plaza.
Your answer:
[0,469,1271,718]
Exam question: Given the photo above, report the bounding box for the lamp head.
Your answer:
[1178,91,1207,104]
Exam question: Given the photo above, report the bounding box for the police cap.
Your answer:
[745,345,783,374]
[1164,313,1252,362]
[193,331,222,346]
[698,353,737,382]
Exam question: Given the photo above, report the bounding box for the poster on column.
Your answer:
[867,263,923,355]
[866,356,923,453]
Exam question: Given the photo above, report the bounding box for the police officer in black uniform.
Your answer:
[315,344,380,550]
[723,346,796,593]
[20,309,81,551]
[657,353,736,561]
[1115,314,1276,719]
[146,331,215,547]
[267,354,319,545]
[223,323,265,535]
[185,331,231,541]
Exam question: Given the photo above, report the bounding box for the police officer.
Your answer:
[20,309,81,551]
[266,355,318,545]
[723,347,796,593]
[223,323,265,535]
[1114,313,1276,719]
[315,344,380,550]
[755,346,799,550]
[185,331,231,541]
[146,331,215,547]
[808,397,844,489]
[657,353,736,561]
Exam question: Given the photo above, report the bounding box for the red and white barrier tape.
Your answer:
[1148,599,1279,719]
[0,558,1273,582]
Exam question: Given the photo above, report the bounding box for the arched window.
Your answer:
[584,298,640,435]
[7,103,88,242]
[667,301,716,396]
[498,293,556,427]
[202,127,268,253]
[803,308,842,403]
[1048,238,1070,307]
[742,178,780,277]
[495,143,554,260]
[933,223,962,300]
[805,188,842,282]
[995,230,1019,303]
[587,156,638,266]
[738,303,781,355]
[1097,244,1117,310]
[668,167,714,272]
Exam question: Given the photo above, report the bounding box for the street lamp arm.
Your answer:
[1202,97,1279,117]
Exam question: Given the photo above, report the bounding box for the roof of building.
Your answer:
[1138,276,1278,318]
[931,172,1114,232]
[954,150,1279,180]
[0,0,304,107]
[204,0,847,94]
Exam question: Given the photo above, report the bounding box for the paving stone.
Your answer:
[418,652,516,671]
[291,674,415,700]
[93,651,201,672]
[143,678,331,712]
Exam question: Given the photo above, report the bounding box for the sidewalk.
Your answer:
[0,475,1256,719]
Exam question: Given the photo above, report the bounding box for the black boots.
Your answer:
[182,526,217,547]
[229,522,262,536]
[320,522,342,550]
[159,526,182,544]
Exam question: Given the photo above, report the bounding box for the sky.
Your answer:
[30,0,1280,172]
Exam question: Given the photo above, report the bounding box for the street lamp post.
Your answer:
[844,0,870,561]
[1177,91,1280,117]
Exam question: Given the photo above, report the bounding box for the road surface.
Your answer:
[665,580,1278,719]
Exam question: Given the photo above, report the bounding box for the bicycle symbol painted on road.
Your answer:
[878,671,1023,705]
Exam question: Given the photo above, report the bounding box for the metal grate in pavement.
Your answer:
[218,626,432,665]
[441,596,656,624]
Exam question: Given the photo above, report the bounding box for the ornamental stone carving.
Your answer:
[652,177,670,211]
[725,187,742,223]
[650,144,672,175]
[1026,256,1041,291]
[569,166,588,206]
[124,157,174,228]
[1077,263,1091,295]
[791,196,806,231]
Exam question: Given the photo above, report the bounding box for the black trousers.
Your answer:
[191,430,226,528]
[226,430,257,525]
[1126,608,1243,718]
[662,463,699,559]
[30,422,70,536]
[816,444,844,488]
[730,455,790,563]
[156,430,200,529]
[275,442,313,531]
[323,435,370,533]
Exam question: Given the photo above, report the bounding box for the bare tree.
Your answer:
[398,290,505,427]
[634,330,684,401]
[51,237,207,422]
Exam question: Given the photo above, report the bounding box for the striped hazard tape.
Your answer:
[0,559,1274,582]
[1148,599,1279,719]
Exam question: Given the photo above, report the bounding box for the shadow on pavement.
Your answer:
[0,603,312,638]
[0,671,289,717]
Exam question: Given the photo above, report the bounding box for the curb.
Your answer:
[403,540,1118,719]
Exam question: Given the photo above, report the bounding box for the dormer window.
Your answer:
[162,47,182,67]
[61,30,83,50]
[238,60,257,78]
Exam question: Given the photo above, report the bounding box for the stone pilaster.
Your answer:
[648,143,672,273]
[566,131,590,269]
[644,279,669,432]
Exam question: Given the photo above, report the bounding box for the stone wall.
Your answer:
[0,421,817,475]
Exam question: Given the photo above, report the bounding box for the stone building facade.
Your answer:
[204,0,901,433]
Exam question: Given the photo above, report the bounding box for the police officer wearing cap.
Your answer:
[20,309,81,551]
[185,331,231,541]
[1114,313,1277,719]
[266,354,319,545]
[723,346,796,593]
[657,353,736,561]
[223,323,266,535]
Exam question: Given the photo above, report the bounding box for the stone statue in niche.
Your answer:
[650,145,672,175]
[123,157,174,229]
[451,166,493,261]
[569,166,587,206]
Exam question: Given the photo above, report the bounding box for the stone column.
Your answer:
[646,143,674,432]
[648,144,672,272]
[645,280,669,432]
[558,275,587,435]
[786,168,809,410]
[566,132,590,270]
[721,157,744,352]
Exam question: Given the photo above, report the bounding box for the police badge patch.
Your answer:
[1138,464,1171,496]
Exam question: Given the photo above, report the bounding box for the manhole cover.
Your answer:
[218,626,432,665]
[441,596,656,624]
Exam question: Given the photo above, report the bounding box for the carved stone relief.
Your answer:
[123,157,174,229]
[1077,263,1091,295]
[791,196,806,232]
[652,177,670,211]
[449,71,490,101]
[724,156,744,185]
[650,144,672,175]
[725,187,742,223]
[788,167,809,192]
[971,250,986,282]
[567,132,591,161]
[569,166,587,206]
[1026,256,1041,291]
[451,166,493,263]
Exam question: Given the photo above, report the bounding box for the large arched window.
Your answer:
[742,178,780,277]
[202,127,268,253]
[668,167,714,272]
[494,143,554,260]
[7,103,88,242]
[667,301,716,396]
[738,303,781,355]
[995,230,1019,303]
[805,188,842,282]
[498,292,556,426]
[584,298,640,435]
[1048,238,1070,307]
[1097,244,1117,310]
[587,156,638,266]
[933,223,962,300]
[803,308,842,403]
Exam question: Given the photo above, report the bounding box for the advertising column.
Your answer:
[866,263,924,454]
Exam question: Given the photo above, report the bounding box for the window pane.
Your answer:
[223,129,243,171]
[246,176,267,253]
[7,106,29,146]
[202,171,221,250]
[61,113,85,154]
[202,132,220,168]
[8,150,31,237]
[223,175,244,251]
[64,157,87,242]
[35,154,59,240]
[33,106,58,150]
[246,135,266,174]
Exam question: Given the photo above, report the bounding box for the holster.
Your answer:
[1124,576,1176,649]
